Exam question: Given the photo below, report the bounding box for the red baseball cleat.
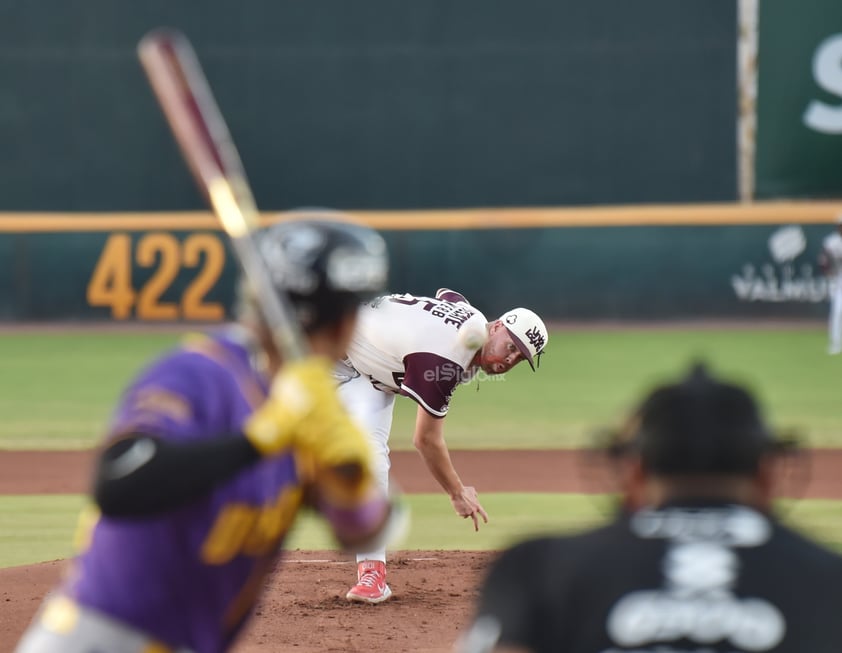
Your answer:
[346,560,392,604]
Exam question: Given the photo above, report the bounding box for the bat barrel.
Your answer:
[138,27,309,361]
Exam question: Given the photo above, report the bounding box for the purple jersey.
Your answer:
[67,329,307,653]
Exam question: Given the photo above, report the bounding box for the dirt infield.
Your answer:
[5,448,842,497]
[0,550,496,653]
[2,448,842,653]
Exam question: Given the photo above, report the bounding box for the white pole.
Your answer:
[737,0,759,202]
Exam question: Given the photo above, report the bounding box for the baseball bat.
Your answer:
[137,28,308,360]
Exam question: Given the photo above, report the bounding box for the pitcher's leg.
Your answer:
[336,373,396,603]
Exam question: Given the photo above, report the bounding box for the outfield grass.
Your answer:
[0,332,182,448]
[1,326,838,449]
[0,327,842,567]
[2,493,841,569]
[0,495,86,567]
[3,326,839,571]
[394,327,840,449]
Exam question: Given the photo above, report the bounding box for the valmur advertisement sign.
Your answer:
[730,225,828,303]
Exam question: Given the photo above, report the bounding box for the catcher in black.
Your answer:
[459,363,842,653]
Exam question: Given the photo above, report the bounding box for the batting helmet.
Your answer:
[241,212,389,331]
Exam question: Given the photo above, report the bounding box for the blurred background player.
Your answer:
[458,363,842,653]
[818,213,842,355]
[14,217,401,653]
[338,288,548,603]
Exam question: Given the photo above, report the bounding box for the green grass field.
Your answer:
[2,493,841,568]
[1,325,841,568]
[1,326,839,449]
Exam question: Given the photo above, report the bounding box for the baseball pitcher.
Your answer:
[338,287,548,603]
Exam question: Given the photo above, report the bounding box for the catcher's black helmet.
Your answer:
[606,363,793,476]
[248,213,388,331]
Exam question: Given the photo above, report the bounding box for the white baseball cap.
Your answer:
[498,307,548,371]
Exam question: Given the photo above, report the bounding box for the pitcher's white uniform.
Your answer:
[823,229,842,354]
[336,289,486,562]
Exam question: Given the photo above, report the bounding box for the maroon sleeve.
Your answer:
[400,352,464,418]
[435,288,470,305]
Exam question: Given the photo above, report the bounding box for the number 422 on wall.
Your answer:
[86,232,227,321]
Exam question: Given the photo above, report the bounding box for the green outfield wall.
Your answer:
[755,1,842,198]
[2,203,840,321]
[1,1,737,211]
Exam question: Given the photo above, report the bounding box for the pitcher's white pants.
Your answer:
[335,361,396,564]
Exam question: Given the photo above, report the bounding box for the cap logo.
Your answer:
[525,326,546,352]
[505,314,517,324]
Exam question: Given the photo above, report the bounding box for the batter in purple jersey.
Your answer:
[15,218,402,653]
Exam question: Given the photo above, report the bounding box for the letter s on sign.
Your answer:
[803,34,842,134]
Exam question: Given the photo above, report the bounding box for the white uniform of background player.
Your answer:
[820,215,842,355]
[336,288,548,603]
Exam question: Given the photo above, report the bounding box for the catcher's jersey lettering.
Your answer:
[607,540,785,650]
[348,293,486,416]
[201,486,304,564]
[609,509,785,651]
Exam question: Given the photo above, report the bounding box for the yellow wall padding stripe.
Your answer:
[0,201,841,233]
